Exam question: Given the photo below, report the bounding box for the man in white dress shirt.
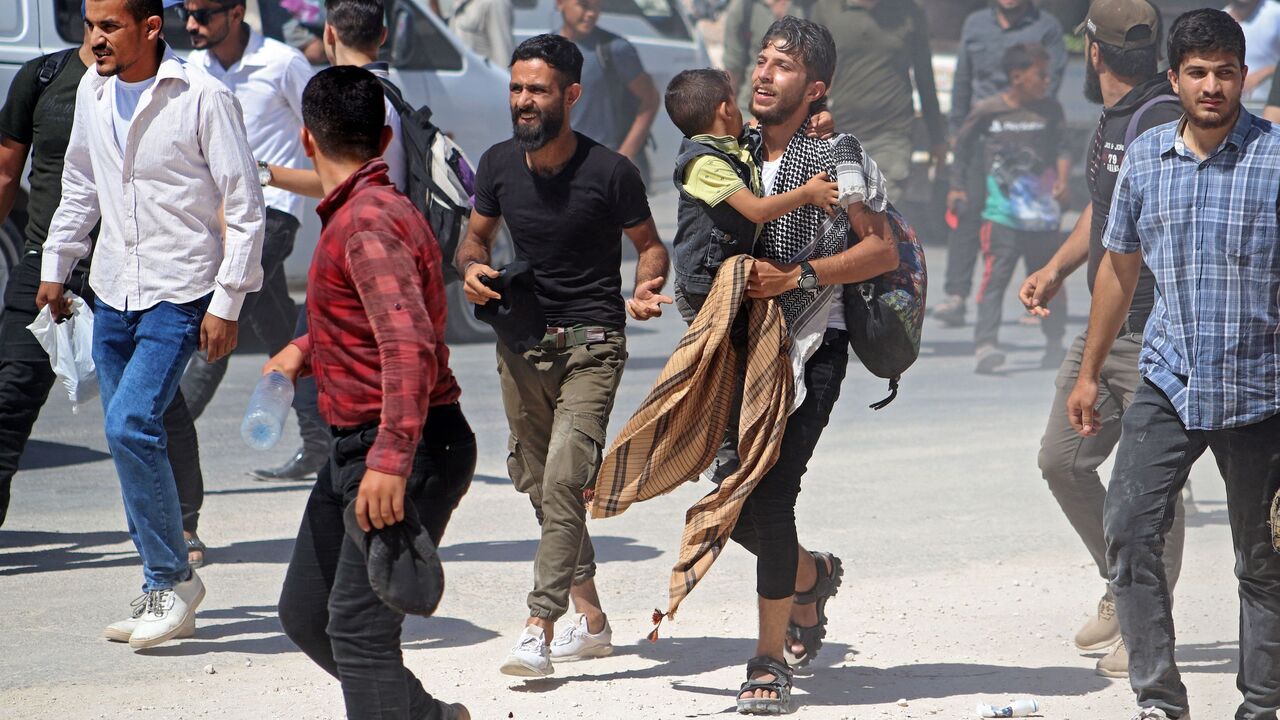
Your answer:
[36,0,264,649]
[179,0,331,468]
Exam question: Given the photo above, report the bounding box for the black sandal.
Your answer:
[185,533,207,569]
[785,551,843,667]
[736,655,792,715]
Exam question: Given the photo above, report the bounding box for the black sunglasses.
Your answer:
[176,5,234,25]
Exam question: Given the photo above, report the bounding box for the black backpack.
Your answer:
[34,48,77,98]
[376,77,476,279]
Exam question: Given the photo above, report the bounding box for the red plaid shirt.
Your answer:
[293,159,461,476]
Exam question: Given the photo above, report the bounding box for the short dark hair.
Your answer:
[1167,8,1245,73]
[122,0,163,21]
[510,34,583,87]
[665,69,733,137]
[302,66,387,162]
[759,17,836,88]
[1002,42,1050,79]
[1089,34,1160,80]
[325,0,385,51]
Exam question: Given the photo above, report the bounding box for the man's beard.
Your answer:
[1084,57,1103,105]
[511,103,564,152]
[751,84,806,126]
[1186,97,1239,130]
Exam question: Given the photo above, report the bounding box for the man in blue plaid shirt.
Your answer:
[1067,9,1280,720]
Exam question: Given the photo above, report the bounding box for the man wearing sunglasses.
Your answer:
[178,0,324,474]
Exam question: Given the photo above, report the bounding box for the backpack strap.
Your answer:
[33,48,77,101]
[1124,94,1179,147]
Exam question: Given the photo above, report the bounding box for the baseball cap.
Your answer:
[1074,0,1158,50]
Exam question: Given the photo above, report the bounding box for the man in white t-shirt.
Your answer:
[721,16,899,714]
[260,0,408,482]
[181,0,327,465]
[1228,0,1280,98]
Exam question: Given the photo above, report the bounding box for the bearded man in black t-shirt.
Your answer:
[0,38,208,567]
[1017,0,1189,680]
[454,33,670,679]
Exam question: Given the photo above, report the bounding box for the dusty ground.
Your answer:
[0,193,1245,719]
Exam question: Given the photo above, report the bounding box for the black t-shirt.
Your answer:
[1085,74,1182,325]
[0,51,89,247]
[473,133,651,329]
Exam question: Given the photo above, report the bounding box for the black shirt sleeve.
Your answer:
[610,156,651,229]
[472,145,502,218]
[1135,100,1184,137]
[0,58,42,145]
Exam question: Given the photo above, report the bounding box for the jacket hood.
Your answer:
[1108,72,1178,116]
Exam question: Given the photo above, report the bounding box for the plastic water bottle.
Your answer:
[976,699,1039,718]
[241,371,295,450]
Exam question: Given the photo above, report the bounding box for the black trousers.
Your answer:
[181,208,301,418]
[0,249,204,530]
[290,304,335,455]
[731,330,848,600]
[279,403,475,720]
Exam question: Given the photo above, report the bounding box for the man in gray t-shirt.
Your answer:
[556,0,659,181]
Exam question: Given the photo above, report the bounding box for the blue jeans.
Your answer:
[93,295,209,591]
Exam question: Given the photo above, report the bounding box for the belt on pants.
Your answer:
[540,326,610,350]
[1117,314,1146,339]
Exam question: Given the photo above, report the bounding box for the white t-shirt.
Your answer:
[761,157,845,331]
[1230,0,1280,99]
[365,63,408,193]
[112,76,155,153]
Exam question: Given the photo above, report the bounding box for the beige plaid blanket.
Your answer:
[590,255,794,618]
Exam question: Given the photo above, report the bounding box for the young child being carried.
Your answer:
[665,68,838,319]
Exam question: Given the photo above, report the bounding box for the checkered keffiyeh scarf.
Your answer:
[590,256,794,619]
[754,126,888,405]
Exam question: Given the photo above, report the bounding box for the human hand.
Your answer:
[805,110,836,139]
[35,282,71,322]
[930,143,948,179]
[355,468,407,532]
[1019,266,1062,317]
[627,276,673,320]
[1067,378,1101,437]
[1053,176,1070,203]
[803,171,839,211]
[263,342,306,383]
[200,314,239,364]
[747,259,800,298]
[946,190,968,213]
[462,262,501,304]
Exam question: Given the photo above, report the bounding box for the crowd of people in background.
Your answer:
[0,0,1278,719]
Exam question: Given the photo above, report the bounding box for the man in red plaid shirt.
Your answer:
[264,66,474,720]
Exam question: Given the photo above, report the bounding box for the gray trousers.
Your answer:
[1039,330,1185,589]
[497,334,626,620]
[1105,382,1280,719]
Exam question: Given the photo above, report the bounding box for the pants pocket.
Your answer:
[567,413,607,491]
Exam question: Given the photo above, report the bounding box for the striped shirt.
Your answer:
[1103,109,1280,430]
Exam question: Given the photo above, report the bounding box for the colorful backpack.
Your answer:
[842,203,927,409]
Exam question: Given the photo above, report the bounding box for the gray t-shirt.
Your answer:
[567,28,645,150]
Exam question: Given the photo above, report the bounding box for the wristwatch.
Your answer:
[797,260,819,291]
[257,160,272,188]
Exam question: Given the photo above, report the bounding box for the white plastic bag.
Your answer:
[26,294,98,413]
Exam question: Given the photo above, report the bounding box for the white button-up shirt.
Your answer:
[42,46,265,321]
[190,29,314,220]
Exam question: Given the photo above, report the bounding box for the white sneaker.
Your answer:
[1132,709,1189,720]
[499,625,554,677]
[128,570,205,649]
[550,613,613,661]
[103,593,195,642]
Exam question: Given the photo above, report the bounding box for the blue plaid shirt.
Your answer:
[1103,109,1280,430]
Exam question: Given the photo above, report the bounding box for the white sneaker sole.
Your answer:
[128,583,206,649]
[499,656,554,677]
[552,644,614,662]
[103,617,195,643]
